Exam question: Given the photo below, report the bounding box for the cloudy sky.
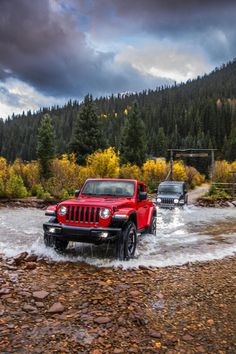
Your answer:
[0,0,235,118]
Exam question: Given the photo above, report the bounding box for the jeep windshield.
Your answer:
[81,180,135,197]
[158,185,182,194]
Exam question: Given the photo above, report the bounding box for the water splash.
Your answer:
[0,206,236,268]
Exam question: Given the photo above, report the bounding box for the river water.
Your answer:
[0,206,236,268]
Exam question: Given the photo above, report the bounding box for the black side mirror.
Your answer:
[154,188,157,193]
[75,189,80,198]
[138,191,147,201]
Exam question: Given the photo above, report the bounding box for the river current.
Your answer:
[0,206,236,268]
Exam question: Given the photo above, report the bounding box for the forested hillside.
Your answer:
[1,59,236,162]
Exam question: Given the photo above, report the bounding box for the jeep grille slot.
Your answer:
[65,206,100,224]
[161,198,174,205]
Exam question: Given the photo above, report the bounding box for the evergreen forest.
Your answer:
[1,59,236,165]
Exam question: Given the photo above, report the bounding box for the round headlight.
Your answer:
[99,208,111,219]
[174,199,179,204]
[157,198,161,203]
[58,205,67,216]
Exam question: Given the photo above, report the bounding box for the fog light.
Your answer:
[100,232,109,238]
[48,227,56,233]
[179,200,185,204]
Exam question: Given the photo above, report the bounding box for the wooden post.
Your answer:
[170,149,173,181]
[211,149,215,182]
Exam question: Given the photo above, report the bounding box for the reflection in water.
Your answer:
[0,206,236,268]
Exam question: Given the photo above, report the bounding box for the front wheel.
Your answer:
[116,221,137,261]
[147,213,157,235]
[44,233,54,247]
[54,238,69,252]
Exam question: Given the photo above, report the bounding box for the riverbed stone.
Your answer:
[32,290,49,300]
[47,302,65,313]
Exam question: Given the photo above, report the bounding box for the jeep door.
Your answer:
[136,183,149,229]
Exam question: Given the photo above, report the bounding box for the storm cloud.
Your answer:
[0,0,236,117]
[0,0,170,99]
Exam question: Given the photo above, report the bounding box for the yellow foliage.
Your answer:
[8,159,24,176]
[86,147,120,178]
[0,157,7,181]
[214,160,231,182]
[119,163,142,180]
[22,161,40,190]
[46,154,81,197]
[230,160,236,171]
[186,166,205,187]
[172,160,187,181]
[142,159,167,191]
[124,108,128,116]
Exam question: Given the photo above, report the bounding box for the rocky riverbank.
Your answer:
[196,196,236,208]
[0,253,235,353]
[0,197,58,209]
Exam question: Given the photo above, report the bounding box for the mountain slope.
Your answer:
[1,59,236,162]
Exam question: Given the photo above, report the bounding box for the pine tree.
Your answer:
[37,114,56,179]
[70,95,102,164]
[154,127,167,157]
[121,102,147,166]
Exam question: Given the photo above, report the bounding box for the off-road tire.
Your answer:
[147,213,157,235]
[54,238,69,252]
[116,221,137,261]
[44,218,57,248]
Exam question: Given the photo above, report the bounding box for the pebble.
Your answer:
[94,316,112,324]
[47,302,65,313]
[32,290,49,300]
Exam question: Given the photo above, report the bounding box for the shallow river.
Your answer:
[0,206,236,268]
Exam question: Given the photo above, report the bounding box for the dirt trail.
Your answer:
[188,185,210,205]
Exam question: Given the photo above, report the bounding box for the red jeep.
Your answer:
[43,178,156,260]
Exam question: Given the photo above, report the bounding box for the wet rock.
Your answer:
[226,201,234,207]
[94,316,112,324]
[148,330,162,338]
[25,254,38,262]
[32,290,49,300]
[114,349,124,353]
[0,288,10,296]
[35,302,45,308]
[14,252,28,265]
[25,262,37,270]
[182,334,194,341]
[47,302,65,313]
[129,290,141,297]
[23,304,38,312]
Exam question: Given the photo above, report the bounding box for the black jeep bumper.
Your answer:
[43,222,122,245]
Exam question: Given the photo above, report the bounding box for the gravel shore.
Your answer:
[0,253,235,353]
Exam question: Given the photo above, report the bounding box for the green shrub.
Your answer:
[6,174,28,198]
[208,184,217,196]
[0,177,5,197]
[207,184,230,198]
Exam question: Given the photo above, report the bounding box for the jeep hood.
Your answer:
[58,197,134,210]
[157,193,182,199]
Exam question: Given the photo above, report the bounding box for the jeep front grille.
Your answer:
[161,198,174,204]
[66,206,100,224]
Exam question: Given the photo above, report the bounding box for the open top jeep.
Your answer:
[43,178,156,260]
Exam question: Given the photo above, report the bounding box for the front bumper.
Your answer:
[155,201,185,209]
[43,222,122,244]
